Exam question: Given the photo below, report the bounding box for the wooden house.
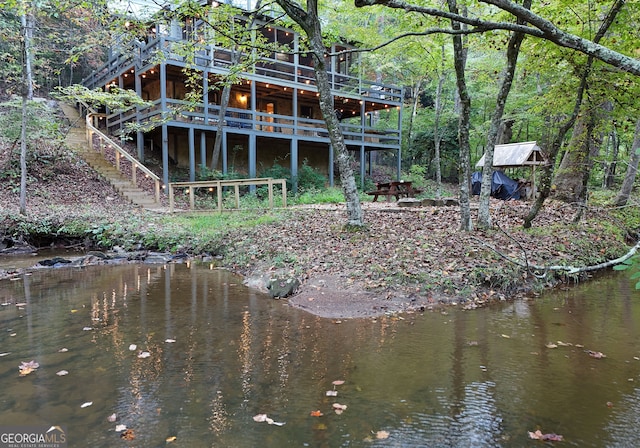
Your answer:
[81,2,404,189]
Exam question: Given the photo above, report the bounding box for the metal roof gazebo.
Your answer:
[475,141,545,198]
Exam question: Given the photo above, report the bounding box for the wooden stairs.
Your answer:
[60,103,164,211]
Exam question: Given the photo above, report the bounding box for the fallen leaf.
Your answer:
[528,430,563,441]
[80,402,93,408]
[252,414,285,426]
[310,410,323,417]
[120,429,135,440]
[332,403,347,414]
[19,360,39,376]
[376,430,390,439]
[56,370,69,376]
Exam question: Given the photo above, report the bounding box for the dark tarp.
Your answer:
[472,171,521,200]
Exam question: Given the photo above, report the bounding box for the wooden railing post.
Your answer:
[189,187,195,210]
[280,179,287,207]
[167,178,286,213]
[216,180,222,212]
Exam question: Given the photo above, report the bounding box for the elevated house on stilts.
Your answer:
[81,1,403,192]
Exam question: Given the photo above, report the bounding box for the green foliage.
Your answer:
[613,255,640,290]
[196,166,224,181]
[292,187,345,205]
[258,159,328,194]
[407,119,459,181]
[54,85,151,112]
[402,164,428,188]
[296,161,328,192]
[0,99,67,190]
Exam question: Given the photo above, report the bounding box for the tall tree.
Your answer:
[447,0,472,231]
[614,118,640,207]
[552,98,603,205]
[432,42,447,198]
[19,1,33,215]
[275,0,364,226]
[476,0,529,229]
[522,0,625,227]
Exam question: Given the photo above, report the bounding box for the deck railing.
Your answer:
[104,98,401,148]
[81,34,403,103]
[168,178,287,213]
[85,113,162,203]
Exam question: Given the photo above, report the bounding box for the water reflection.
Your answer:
[0,265,639,447]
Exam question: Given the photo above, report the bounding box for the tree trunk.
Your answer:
[433,43,446,198]
[447,0,472,231]
[552,100,602,204]
[406,77,424,164]
[476,0,529,229]
[20,8,33,216]
[523,0,623,227]
[603,127,619,189]
[210,79,234,170]
[210,1,264,171]
[276,0,364,226]
[614,118,640,207]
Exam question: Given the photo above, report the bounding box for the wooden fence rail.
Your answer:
[168,178,287,213]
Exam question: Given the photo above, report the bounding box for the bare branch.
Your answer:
[473,234,640,277]
[355,0,640,76]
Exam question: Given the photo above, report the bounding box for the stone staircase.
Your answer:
[60,103,164,211]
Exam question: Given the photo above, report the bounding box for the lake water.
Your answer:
[0,263,639,447]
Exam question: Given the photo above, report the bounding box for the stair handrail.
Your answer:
[85,113,161,203]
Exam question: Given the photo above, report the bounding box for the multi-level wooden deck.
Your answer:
[82,16,403,188]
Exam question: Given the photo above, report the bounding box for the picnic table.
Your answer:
[366,181,423,202]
